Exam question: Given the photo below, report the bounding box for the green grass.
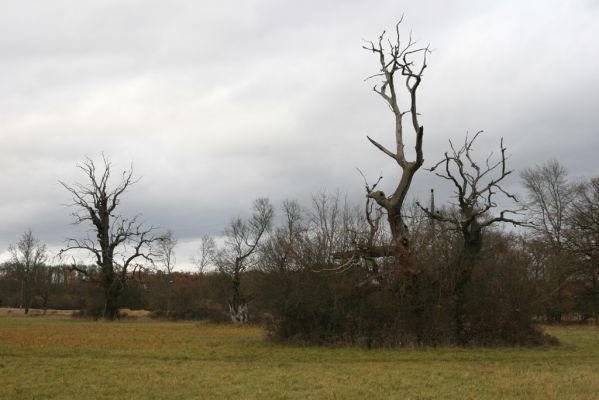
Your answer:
[0,317,598,399]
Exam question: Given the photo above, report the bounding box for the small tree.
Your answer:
[156,229,177,317]
[34,265,58,314]
[215,198,274,323]
[193,234,216,274]
[59,156,158,320]
[259,199,305,274]
[520,160,574,322]
[8,229,47,314]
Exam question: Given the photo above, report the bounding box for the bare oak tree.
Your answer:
[363,18,430,251]
[59,156,158,320]
[8,229,47,314]
[420,132,522,254]
[417,132,523,340]
[215,198,274,323]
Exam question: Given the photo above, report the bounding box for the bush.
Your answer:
[266,235,558,347]
[150,303,230,323]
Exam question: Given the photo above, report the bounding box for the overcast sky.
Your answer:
[1,0,598,267]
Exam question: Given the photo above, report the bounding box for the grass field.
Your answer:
[1,314,598,399]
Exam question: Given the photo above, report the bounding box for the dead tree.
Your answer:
[417,132,523,340]
[59,156,158,320]
[363,18,430,253]
[215,198,274,323]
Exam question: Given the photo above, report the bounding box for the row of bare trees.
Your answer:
[2,171,596,324]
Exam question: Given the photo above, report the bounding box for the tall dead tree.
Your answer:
[59,156,158,320]
[363,18,430,253]
[418,132,523,340]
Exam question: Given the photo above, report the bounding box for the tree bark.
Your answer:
[102,265,120,320]
[229,266,248,324]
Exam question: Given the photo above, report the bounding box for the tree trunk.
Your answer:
[592,268,599,326]
[229,269,248,324]
[19,280,25,311]
[104,291,119,320]
[454,221,482,343]
[102,265,120,320]
[454,264,472,343]
[165,274,172,318]
[23,278,30,315]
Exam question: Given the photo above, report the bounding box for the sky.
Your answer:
[1,0,598,268]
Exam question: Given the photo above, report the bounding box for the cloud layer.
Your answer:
[2,0,598,266]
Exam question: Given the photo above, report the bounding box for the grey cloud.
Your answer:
[1,0,598,266]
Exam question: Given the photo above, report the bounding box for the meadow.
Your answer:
[0,313,598,399]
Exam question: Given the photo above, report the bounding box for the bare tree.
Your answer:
[308,191,350,265]
[193,234,216,274]
[156,229,177,317]
[327,179,393,276]
[521,159,573,322]
[191,234,216,309]
[59,156,158,320]
[259,199,305,274]
[363,18,430,253]
[8,229,47,314]
[306,190,386,275]
[215,198,274,323]
[34,265,58,315]
[566,177,599,324]
[521,160,572,248]
[421,132,522,253]
[418,132,523,340]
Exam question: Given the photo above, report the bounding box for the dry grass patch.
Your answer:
[0,307,73,317]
